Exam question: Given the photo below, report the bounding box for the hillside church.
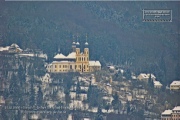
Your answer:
[47,37,101,73]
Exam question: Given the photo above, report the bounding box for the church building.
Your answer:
[47,37,101,73]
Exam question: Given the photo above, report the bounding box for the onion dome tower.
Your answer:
[72,35,76,52]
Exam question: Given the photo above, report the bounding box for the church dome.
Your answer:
[72,41,76,45]
[85,42,88,46]
[76,42,80,45]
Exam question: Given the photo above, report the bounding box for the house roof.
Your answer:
[147,74,156,79]
[89,61,101,66]
[173,106,180,111]
[54,53,66,59]
[154,81,162,86]
[0,46,10,51]
[52,61,74,63]
[162,110,172,115]
[139,73,149,78]
[67,52,76,59]
[10,43,19,48]
[54,52,76,59]
[18,53,47,59]
[170,81,180,86]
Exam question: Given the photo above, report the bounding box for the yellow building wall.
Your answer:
[52,62,75,73]
[170,85,180,90]
[75,48,89,73]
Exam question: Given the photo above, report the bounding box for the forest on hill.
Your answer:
[0,1,179,85]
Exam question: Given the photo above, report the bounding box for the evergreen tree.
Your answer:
[87,82,92,103]
[76,80,81,99]
[105,103,110,112]
[148,74,152,87]
[18,64,26,86]
[76,80,81,94]
[1,107,8,120]
[87,85,100,107]
[124,69,131,80]
[65,90,71,105]
[126,100,131,114]
[112,92,121,113]
[148,74,154,88]
[95,106,103,120]
[9,72,21,105]
[37,86,43,106]
[29,82,35,106]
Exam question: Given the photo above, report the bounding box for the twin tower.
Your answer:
[72,37,89,72]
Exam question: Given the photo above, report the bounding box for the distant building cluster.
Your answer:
[137,73,163,89]
[47,39,101,73]
[0,43,23,53]
[0,43,47,60]
[161,106,180,120]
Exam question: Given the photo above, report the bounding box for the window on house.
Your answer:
[55,65,57,68]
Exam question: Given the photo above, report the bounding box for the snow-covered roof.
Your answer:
[154,81,162,86]
[54,53,66,59]
[83,118,91,120]
[173,106,180,111]
[89,61,101,66]
[10,43,19,48]
[18,53,47,59]
[131,76,137,79]
[54,52,76,59]
[76,42,80,45]
[80,86,89,91]
[52,61,74,63]
[170,81,180,86]
[108,66,115,70]
[147,74,156,79]
[70,92,76,99]
[88,107,98,113]
[67,52,76,59]
[106,83,111,86]
[85,42,88,46]
[162,110,172,115]
[139,73,149,78]
[102,96,114,102]
[120,69,124,74]
[0,46,10,51]
[41,73,52,83]
[30,114,40,119]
